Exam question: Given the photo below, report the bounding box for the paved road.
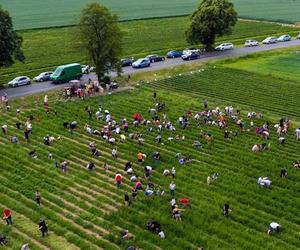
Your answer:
[1,39,300,98]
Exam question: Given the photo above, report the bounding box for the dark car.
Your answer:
[121,57,134,67]
[146,54,165,63]
[166,50,183,58]
[181,51,200,61]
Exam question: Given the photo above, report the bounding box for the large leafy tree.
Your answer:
[78,3,123,79]
[0,6,25,67]
[186,0,238,51]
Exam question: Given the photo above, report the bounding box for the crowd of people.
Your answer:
[1,88,298,249]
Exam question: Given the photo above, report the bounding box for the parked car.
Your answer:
[146,55,165,63]
[81,65,90,74]
[262,37,277,44]
[121,57,134,67]
[215,43,234,51]
[181,51,200,61]
[89,66,95,72]
[244,40,259,47]
[166,50,183,58]
[8,76,31,87]
[277,34,291,42]
[33,72,53,82]
[297,34,300,39]
[132,58,151,68]
[50,63,82,84]
[183,47,200,55]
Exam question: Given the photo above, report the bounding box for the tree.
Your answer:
[78,3,123,80]
[186,0,238,51]
[0,6,25,67]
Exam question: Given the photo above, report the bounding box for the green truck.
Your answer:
[50,63,82,84]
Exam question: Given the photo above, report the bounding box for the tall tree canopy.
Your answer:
[78,3,123,79]
[186,0,238,51]
[0,6,25,67]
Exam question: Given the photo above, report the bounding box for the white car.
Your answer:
[8,76,31,87]
[262,37,277,44]
[182,47,200,55]
[33,72,53,82]
[215,43,234,51]
[81,65,90,74]
[297,34,300,39]
[244,40,259,47]
[277,34,291,42]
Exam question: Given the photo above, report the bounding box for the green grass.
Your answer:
[0,17,299,86]
[223,49,300,82]
[233,0,300,24]
[0,54,300,249]
[2,0,300,30]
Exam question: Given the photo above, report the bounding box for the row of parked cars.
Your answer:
[246,34,300,46]
[120,43,230,68]
[121,33,300,69]
[7,33,300,87]
[8,64,94,87]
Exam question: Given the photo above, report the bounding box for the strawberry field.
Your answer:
[0,64,300,249]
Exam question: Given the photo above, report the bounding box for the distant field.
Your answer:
[225,51,300,82]
[0,0,197,30]
[0,17,299,86]
[1,0,300,30]
[233,0,300,23]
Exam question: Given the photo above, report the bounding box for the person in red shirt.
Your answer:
[3,208,12,225]
[115,173,123,188]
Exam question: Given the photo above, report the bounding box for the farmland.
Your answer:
[224,50,300,82]
[1,55,300,249]
[1,17,299,86]
[2,0,300,30]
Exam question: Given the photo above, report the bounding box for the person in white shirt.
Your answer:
[267,222,281,234]
[207,176,211,185]
[258,177,271,188]
[158,230,165,238]
[26,121,32,133]
[1,125,8,134]
[295,128,300,141]
[171,167,176,178]
[112,148,118,158]
[127,167,133,175]
[130,175,137,182]
[169,181,176,197]
[252,144,260,152]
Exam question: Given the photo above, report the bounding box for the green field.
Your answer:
[1,0,300,30]
[1,53,300,249]
[0,17,299,86]
[224,50,300,82]
[1,0,197,30]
